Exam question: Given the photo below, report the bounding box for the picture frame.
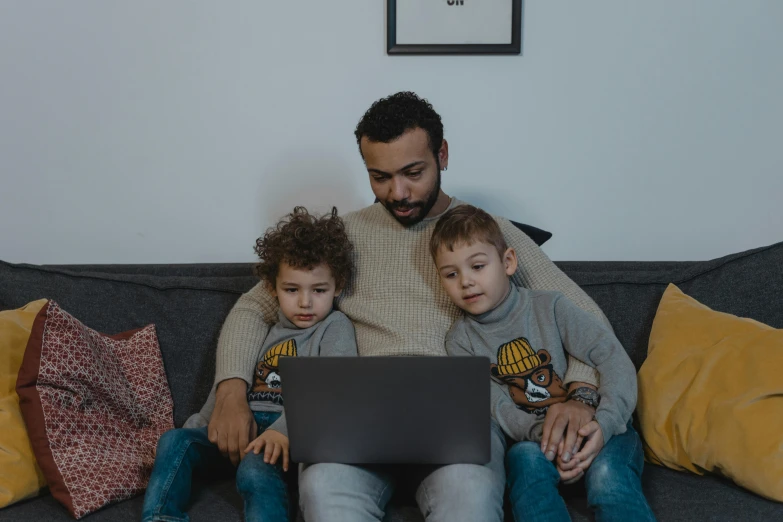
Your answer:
[387,0,523,55]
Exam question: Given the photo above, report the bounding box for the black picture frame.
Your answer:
[387,0,523,55]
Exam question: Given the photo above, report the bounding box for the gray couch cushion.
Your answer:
[559,241,783,370]
[639,465,783,521]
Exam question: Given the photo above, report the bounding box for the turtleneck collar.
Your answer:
[277,309,297,330]
[471,282,519,325]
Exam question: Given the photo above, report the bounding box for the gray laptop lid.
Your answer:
[279,356,490,465]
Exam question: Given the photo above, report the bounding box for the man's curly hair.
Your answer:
[254,207,354,290]
[354,91,444,163]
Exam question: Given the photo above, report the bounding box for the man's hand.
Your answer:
[540,382,596,463]
[553,421,605,483]
[245,429,290,472]
[208,378,256,466]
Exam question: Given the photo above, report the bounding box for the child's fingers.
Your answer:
[557,453,580,471]
[263,440,276,463]
[573,432,601,463]
[250,438,266,455]
[577,451,598,472]
[269,443,281,465]
[245,437,264,454]
[561,468,584,485]
[282,447,290,472]
[577,420,600,437]
[555,438,578,471]
[556,461,584,483]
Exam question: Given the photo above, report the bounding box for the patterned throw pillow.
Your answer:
[16,300,174,519]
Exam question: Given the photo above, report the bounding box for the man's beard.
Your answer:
[383,172,442,227]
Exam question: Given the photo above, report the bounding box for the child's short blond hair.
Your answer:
[430,204,508,261]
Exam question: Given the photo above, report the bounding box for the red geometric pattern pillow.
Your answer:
[16,301,174,519]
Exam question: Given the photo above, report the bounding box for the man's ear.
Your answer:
[503,247,518,276]
[438,139,449,170]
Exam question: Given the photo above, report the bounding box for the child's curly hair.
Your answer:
[254,206,354,290]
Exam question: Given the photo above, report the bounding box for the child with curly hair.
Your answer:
[142,207,357,522]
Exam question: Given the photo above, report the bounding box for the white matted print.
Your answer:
[387,0,522,55]
[395,0,513,45]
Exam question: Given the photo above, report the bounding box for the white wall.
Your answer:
[1,0,781,264]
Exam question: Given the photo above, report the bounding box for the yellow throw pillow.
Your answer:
[0,299,49,507]
[637,284,783,502]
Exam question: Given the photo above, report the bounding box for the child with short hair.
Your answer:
[430,204,655,522]
[142,206,358,522]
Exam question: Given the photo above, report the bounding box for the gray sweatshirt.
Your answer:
[184,309,357,438]
[445,283,636,446]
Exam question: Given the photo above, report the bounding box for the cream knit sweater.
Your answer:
[215,199,604,387]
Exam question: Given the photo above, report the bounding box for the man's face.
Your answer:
[361,128,447,227]
[435,241,517,315]
[272,262,340,328]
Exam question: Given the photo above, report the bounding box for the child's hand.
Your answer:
[555,438,584,484]
[556,463,584,484]
[244,429,290,472]
[554,421,605,483]
[572,420,604,472]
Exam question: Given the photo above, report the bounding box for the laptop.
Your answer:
[278,356,490,465]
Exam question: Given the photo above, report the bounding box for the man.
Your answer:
[209,92,608,521]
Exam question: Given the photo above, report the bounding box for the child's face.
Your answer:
[435,241,517,315]
[272,262,340,328]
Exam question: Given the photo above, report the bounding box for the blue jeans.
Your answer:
[505,423,656,522]
[297,421,507,522]
[142,411,288,522]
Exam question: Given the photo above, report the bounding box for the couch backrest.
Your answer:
[559,241,783,369]
[0,262,257,426]
[2,241,781,425]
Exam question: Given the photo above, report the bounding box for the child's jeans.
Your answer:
[142,411,288,522]
[505,423,656,522]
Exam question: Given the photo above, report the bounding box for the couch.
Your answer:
[2,240,782,521]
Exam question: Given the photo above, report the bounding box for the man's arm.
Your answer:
[496,217,606,387]
[209,281,279,465]
[215,282,279,384]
